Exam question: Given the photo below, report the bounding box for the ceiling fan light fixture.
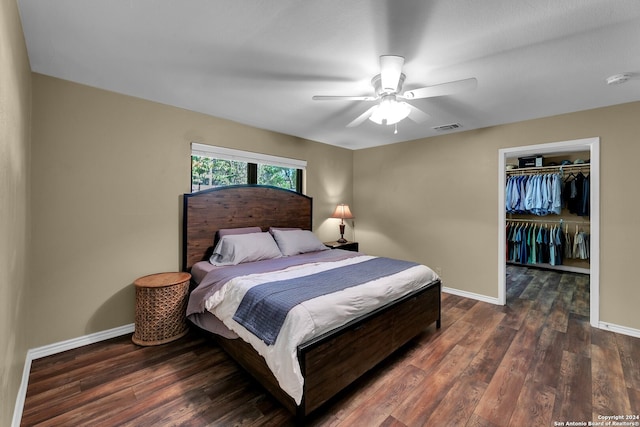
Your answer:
[368,96,411,125]
[312,55,476,130]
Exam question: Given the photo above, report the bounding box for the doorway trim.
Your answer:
[498,137,600,327]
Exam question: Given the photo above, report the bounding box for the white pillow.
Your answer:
[209,232,282,266]
[217,226,262,238]
[272,229,330,256]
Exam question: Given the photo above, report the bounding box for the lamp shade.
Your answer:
[331,204,354,219]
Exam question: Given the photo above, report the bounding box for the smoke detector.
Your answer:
[605,73,633,85]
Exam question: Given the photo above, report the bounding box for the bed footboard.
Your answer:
[298,279,441,417]
[214,279,441,419]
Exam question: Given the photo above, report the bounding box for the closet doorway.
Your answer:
[498,137,600,327]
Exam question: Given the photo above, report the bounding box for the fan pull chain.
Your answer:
[394,123,398,134]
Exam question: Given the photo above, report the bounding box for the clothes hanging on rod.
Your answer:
[505,173,562,216]
[506,164,591,217]
[572,224,590,259]
[506,220,590,266]
[564,171,590,216]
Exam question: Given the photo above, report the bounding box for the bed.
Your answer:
[182,185,441,419]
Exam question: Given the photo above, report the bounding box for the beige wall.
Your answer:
[29,74,353,348]
[0,0,31,423]
[354,101,640,331]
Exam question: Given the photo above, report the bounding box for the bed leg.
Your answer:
[294,406,306,425]
[436,318,441,329]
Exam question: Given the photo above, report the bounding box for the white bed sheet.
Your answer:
[203,255,439,404]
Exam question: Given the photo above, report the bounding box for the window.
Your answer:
[191,143,305,193]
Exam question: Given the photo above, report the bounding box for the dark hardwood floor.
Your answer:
[21,266,640,426]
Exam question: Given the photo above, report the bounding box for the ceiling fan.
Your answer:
[312,55,477,129]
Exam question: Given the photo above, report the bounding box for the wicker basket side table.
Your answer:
[132,272,191,346]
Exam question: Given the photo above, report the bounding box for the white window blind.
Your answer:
[191,143,307,170]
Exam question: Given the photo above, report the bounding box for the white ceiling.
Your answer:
[17,0,640,150]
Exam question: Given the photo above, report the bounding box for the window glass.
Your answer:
[191,156,248,192]
[257,164,298,191]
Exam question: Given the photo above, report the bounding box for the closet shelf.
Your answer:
[506,163,590,176]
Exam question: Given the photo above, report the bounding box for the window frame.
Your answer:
[191,143,306,193]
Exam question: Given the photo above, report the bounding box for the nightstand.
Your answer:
[325,241,359,252]
[132,272,191,346]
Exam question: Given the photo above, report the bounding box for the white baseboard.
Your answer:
[27,323,134,360]
[442,286,501,305]
[507,262,590,275]
[11,353,34,427]
[598,321,640,339]
[12,323,135,427]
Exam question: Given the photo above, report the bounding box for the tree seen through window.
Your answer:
[191,155,300,193]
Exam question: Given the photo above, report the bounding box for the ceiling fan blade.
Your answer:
[312,95,376,101]
[406,104,431,123]
[380,55,405,91]
[346,106,377,128]
[402,77,477,100]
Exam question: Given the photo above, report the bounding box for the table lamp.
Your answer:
[330,204,354,243]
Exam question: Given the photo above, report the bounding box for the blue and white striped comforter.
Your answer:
[203,254,438,404]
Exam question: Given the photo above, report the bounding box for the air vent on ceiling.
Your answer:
[432,123,462,132]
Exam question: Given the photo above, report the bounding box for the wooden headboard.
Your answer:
[182,185,313,271]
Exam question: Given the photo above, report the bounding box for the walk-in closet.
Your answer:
[505,152,591,274]
[498,137,599,327]
[504,152,592,325]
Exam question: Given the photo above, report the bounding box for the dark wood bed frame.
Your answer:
[182,185,441,419]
